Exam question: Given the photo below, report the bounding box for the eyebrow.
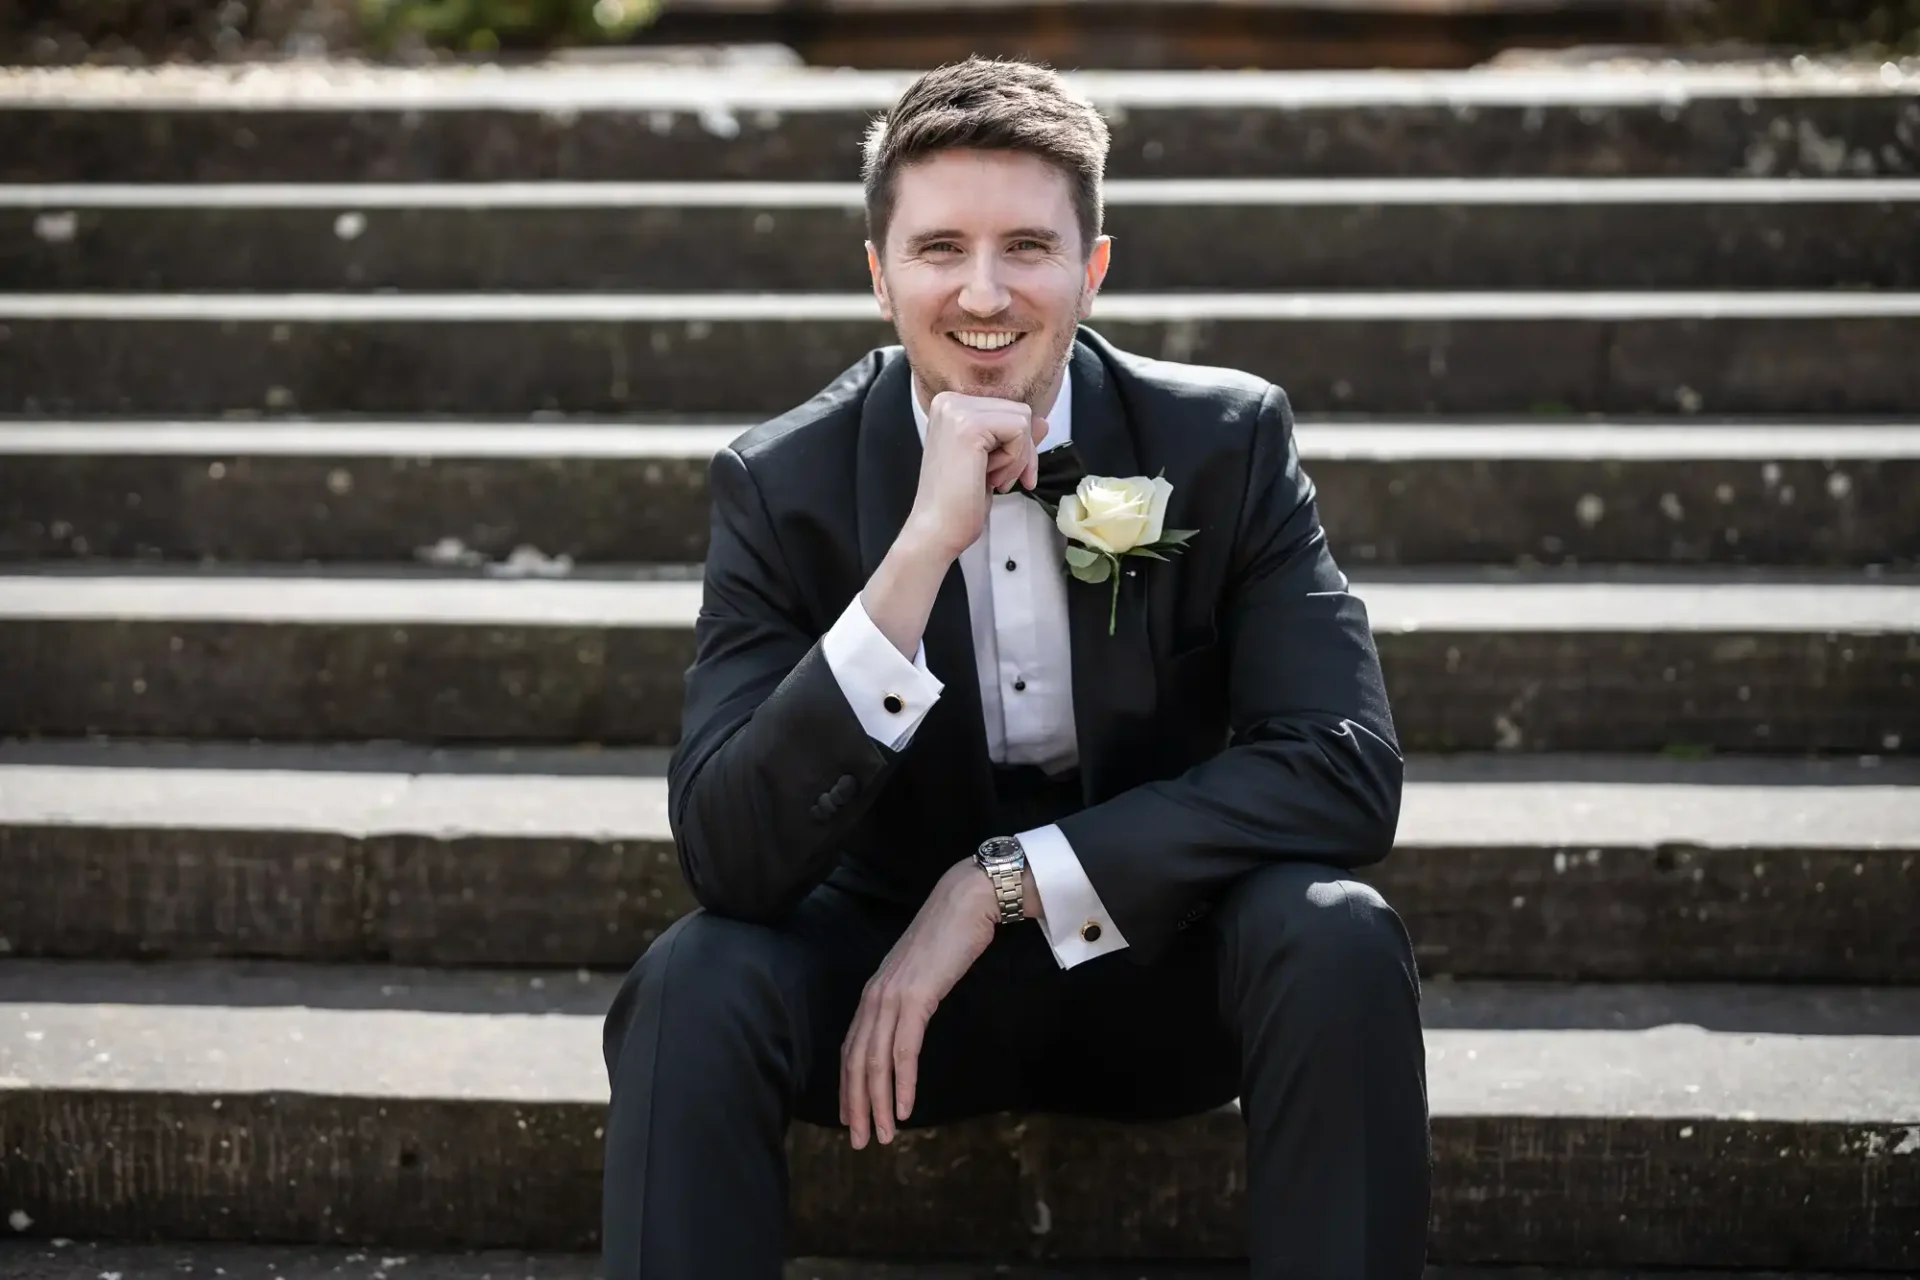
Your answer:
[902,227,1066,252]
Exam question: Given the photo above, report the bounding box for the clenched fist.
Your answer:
[901,391,1050,561]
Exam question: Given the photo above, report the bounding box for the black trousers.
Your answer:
[602,769,1430,1277]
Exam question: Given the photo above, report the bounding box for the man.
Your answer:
[602,56,1429,1278]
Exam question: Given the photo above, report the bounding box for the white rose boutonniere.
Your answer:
[1052,473,1197,634]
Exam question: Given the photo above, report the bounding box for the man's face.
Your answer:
[867,148,1112,414]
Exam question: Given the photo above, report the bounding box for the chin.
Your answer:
[935,362,1045,406]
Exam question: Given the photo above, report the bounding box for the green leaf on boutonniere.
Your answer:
[1068,552,1113,585]
[1127,547,1170,562]
[1063,544,1102,570]
[1156,528,1199,547]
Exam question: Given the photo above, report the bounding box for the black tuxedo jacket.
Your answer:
[667,327,1402,962]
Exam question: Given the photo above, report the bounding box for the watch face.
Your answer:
[979,836,1022,864]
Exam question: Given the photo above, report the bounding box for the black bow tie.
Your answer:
[1027,441,1088,506]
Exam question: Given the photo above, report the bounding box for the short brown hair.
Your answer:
[862,56,1110,259]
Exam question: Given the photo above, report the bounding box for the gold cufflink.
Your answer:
[882,693,904,714]
[1080,921,1103,943]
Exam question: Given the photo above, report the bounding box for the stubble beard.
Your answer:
[901,312,1080,414]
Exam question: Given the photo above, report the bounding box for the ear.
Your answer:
[1081,235,1113,314]
[866,241,892,321]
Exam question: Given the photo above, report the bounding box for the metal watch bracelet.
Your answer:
[975,836,1026,925]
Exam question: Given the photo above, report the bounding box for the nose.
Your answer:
[957,252,1011,318]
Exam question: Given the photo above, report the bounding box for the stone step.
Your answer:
[6,296,1920,417]
[0,961,1915,1267]
[2,742,1914,982]
[0,1242,1884,1280]
[5,419,1916,570]
[0,567,1912,753]
[1,64,1914,182]
[8,179,1920,293]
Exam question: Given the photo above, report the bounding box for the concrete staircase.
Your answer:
[1,60,1918,1276]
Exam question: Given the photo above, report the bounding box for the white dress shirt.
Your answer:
[818,373,1129,968]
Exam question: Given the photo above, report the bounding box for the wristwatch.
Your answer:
[975,835,1027,925]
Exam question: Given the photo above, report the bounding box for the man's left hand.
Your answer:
[840,858,999,1148]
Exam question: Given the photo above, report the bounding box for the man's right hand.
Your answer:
[901,391,1049,562]
[857,391,1048,661]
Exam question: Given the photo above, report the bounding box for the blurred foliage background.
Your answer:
[357,0,661,54]
[1673,0,1920,52]
[2,0,660,61]
[1,0,1915,64]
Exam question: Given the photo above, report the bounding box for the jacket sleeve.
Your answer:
[1056,386,1404,962]
[666,445,904,922]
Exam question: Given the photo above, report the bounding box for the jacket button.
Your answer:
[1080,921,1102,943]
[809,801,831,823]
[830,774,858,803]
[882,693,904,714]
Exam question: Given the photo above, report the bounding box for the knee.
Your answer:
[602,911,803,1076]
[1216,863,1416,1011]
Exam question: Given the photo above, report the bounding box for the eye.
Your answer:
[1011,240,1047,252]
[922,241,960,255]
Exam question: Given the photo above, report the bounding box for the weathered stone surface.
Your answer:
[1378,627,1917,754]
[0,616,688,743]
[4,744,1915,979]
[1311,448,1920,570]
[0,449,716,566]
[0,1241,1875,1280]
[6,422,1914,568]
[0,312,900,418]
[0,824,684,967]
[5,191,1917,292]
[6,307,1920,416]
[0,824,372,962]
[1374,843,1920,982]
[0,573,1911,751]
[0,967,1914,1267]
[0,1090,609,1249]
[2,77,1915,182]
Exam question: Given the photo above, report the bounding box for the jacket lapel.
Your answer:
[855,351,997,841]
[1064,335,1161,805]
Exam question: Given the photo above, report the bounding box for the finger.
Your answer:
[838,990,860,1128]
[987,454,1022,493]
[971,424,1023,487]
[865,993,901,1144]
[843,997,874,1148]
[976,412,1035,452]
[986,439,1026,492]
[893,1002,929,1122]
[1032,416,1051,447]
[838,1029,850,1127]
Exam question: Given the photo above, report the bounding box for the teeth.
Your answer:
[953,331,1020,351]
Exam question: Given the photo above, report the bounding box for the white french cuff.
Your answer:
[1018,822,1129,968]
[820,593,944,750]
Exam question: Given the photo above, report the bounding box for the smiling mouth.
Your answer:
[948,329,1028,355]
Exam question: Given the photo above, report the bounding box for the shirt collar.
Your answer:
[909,362,1074,453]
